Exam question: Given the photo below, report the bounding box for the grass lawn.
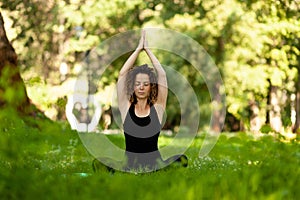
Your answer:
[0,108,299,200]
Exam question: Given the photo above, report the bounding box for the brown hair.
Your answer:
[126,64,158,105]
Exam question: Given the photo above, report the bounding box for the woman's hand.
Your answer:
[136,30,145,51]
[143,30,149,50]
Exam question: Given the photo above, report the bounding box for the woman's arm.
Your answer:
[143,32,168,123]
[144,33,168,109]
[117,32,144,121]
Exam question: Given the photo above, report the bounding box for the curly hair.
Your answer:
[126,64,158,105]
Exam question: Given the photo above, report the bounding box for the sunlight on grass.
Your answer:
[0,110,299,199]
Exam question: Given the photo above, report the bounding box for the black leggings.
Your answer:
[92,154,188,173]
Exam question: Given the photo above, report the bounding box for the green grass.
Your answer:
[0,108,299,200]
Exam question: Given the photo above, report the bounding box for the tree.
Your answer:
[0,12,31,113]
[1,0,299,134]
[295,74,300,133]
[250,0,300,133]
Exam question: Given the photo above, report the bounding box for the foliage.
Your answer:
[0,0,300,131]
[0,110,299,199]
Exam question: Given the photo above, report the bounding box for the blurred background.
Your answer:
[1,0,299,134]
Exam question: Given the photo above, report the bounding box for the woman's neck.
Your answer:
[135,99,148,110]
[134,99,150,117]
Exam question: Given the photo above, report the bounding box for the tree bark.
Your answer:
[211,82,226,133]
[293,74,300,133]
[249,101,262,133]
[268,85,282,132]
[210,36,226,133]
[0,12,31,113]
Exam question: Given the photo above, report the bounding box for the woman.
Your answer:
[93,30,187,173]
[116,30,187,172]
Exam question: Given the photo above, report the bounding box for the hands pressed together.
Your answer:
[136,30,149,51]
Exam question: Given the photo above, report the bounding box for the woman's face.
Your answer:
[134,73,151,100]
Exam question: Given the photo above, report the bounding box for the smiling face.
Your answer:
[134,73,151,100]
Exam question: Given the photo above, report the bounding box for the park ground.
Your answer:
[0,107,299,200]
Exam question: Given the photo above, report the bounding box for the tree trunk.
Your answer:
[210,36,226,133]
[268,85,282,132]
[0,12,31,113]
[249,101,262,133]
[293,74,300,133]
[211,82,226,133]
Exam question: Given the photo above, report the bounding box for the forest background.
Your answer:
[1,0,300,135]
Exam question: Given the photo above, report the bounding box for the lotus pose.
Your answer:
[116,30,187,171]
[93,30,187,173]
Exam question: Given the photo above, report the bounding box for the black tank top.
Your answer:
[123,104,161,153]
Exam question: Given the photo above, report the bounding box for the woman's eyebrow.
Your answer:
[135,81,149,83]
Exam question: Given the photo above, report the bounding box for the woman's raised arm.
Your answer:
[143,32,168,110]
[117,31,144,121]
[143,31,168,124]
